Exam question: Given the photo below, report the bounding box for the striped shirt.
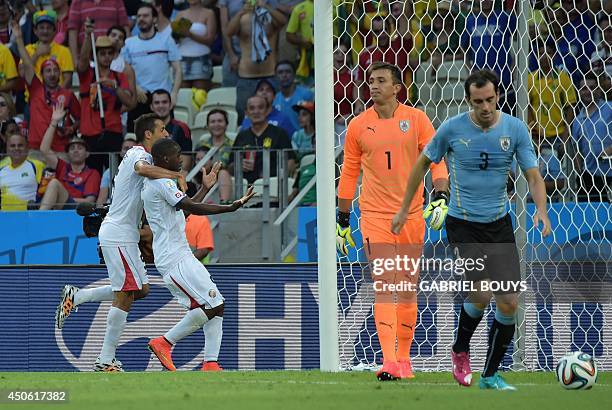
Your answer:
[67,0,129,44]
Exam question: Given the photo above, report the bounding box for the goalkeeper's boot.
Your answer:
[55,285,79,329]
[376,361,400,381]
[148,336,176,371]
[93,357,123,372]
[399,359,415,379]
[201,361,223,372]
[479,373,517,391]
[451,350,472,386]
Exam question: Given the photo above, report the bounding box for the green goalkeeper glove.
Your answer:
[423,191,449,231]
[336,211,355,256]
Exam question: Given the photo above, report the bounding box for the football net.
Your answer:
[329,0,611,372]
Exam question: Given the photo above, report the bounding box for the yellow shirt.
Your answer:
[287,0,314,42]
[23,42,74,80]
[0,157,44,211]
[0,44,18,87]
[528,69,577,137]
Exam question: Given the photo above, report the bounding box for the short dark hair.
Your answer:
[152,138,181,163]
[138,2,158,18]
[206,108,228,125]
[581,72,600,86]
[275,60,295,73]
[367,62,403,85]
[134,113,163,142]
[464,69,500,99]
[151,88,171,101]
[107,25,127,39]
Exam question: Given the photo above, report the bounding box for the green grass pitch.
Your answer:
[1,371,609,409]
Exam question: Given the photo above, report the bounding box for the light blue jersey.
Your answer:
[424,112,538,223]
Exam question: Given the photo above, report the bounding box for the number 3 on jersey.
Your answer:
[479,152,489,170]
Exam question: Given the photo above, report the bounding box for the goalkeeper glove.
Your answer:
[336,211,355,256]
[423,191,449,231]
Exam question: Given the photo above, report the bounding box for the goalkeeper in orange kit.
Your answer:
[336,62,449,381]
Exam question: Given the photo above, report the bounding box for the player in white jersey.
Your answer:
[143,139,255,372]
[54,114,195,372]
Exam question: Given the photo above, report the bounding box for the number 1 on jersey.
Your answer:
[385,151,391,170]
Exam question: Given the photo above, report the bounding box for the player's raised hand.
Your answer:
[533,208,551,237]
[233,186,256,208]
[423,191,449,231]
[176,174,188,193]
[202,161,222,189]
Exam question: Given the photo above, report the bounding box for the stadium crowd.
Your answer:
[0,0,610,214]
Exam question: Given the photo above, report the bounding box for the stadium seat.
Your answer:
[203,87,237,109]
[435,60,469,82]
[250,177,295,201]
[212,65,223,84]
[192,129,210,149]
[437,82,464,102]
[226,131,237,142]
[300,154,315,168]
[173,107,190,125]
[437,102,470,121]
[176,88,195,125]
[194,107,239,133]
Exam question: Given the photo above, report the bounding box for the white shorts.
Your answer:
[101,244,148,291]
[163,257,224,310]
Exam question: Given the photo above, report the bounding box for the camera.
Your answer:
[76,202,109,238]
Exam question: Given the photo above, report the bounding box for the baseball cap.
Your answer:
[66,137,87,152]
[292,101,315,114]
[95,36,114,49]
[124,133,137,142]
[33,10,57,27]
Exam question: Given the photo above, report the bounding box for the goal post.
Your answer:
[314,0,340,372]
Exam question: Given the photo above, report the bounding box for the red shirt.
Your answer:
[356,37,413,104]
[28,76,80,152]
[54,12,70,46]
[79,68,128,137]
[67,0,129,44]
[334,68,354,117]
[56,158,101,199]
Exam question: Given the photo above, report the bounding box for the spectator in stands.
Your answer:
[0,1,11,45]
[333,40,354,147]
[240,79,295,137]
[231,95,295,184]
[291,101,314,159]
[52,0,71,46]
[200,108,234,203]
[227,0,287,122]
[218,0,242,87]
[0,42,18,93]
[425,1,465,71]
[355,15,419,106]
[286,0,314,85]
[461,0,517,113]
[39,102,101,210]
[0,92,18,142]
[572,73,612,202]
[96,133,136,206]
[184,187,215,263]
[13,21,80,156]
[288,133,316,206]
[590,15,611,80]
[0,119,18,155]
[78,26,132,173]
[107,25,138,126]
[68,0,130,64]
[559,0,597,78]
[0,132,44,210]
[540,3,581,87]
[150,89,192,174]
[528,38,577,151]
[273,61,314,133]
[21,10,74,90]
[122,3,182,131]
[173,0,217,91]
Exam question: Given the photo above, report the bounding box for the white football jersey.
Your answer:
[99,146,152,245]
[141,178,192,274]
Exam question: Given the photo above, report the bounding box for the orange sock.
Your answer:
[374,303,397,363]
[396,303,417,361]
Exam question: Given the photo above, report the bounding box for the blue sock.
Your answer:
[482,308,516,377]
[464,302,485,319]
[494,307,516,325]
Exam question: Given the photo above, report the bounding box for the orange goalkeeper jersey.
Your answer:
[338,104,448,219]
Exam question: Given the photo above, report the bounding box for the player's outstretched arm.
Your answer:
[177,186,256,215]
[191,161,223,203]
[135,162,188,192]
[391,153,432,234]
[524,167,552,237]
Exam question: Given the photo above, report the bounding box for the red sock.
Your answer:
[396,303,417,361]
[374,303,397,363]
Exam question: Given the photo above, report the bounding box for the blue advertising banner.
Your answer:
[0,211,99,265]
